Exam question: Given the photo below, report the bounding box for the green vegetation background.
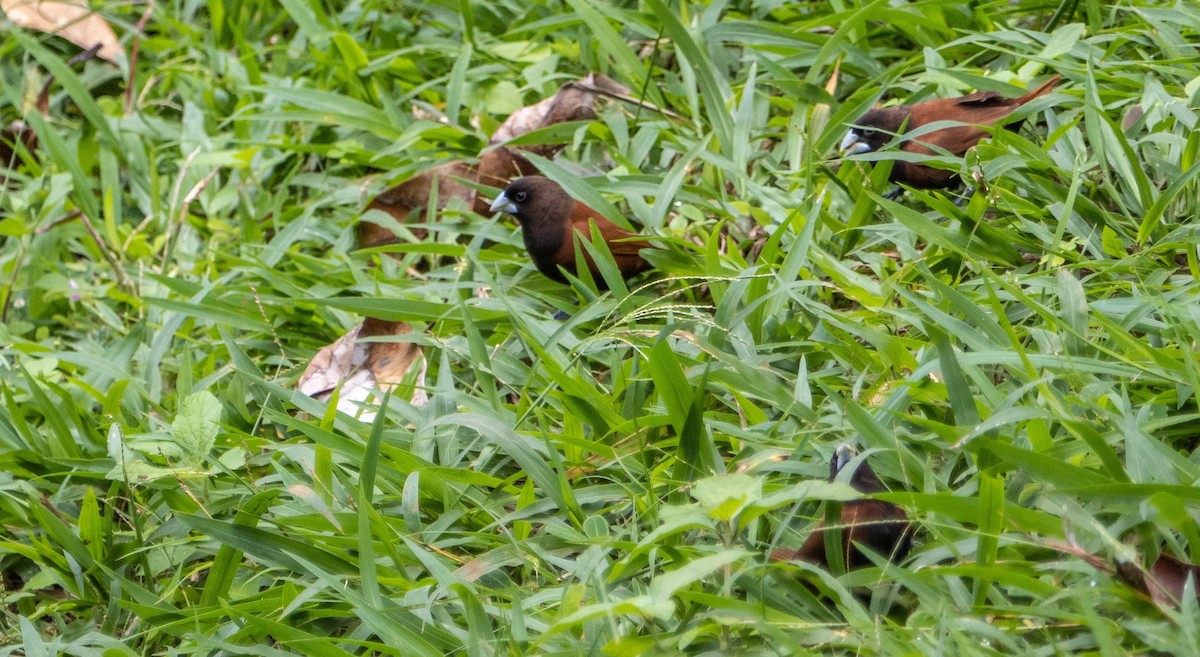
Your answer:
[2,0,1200,653]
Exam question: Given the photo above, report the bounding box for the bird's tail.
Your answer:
[1018,74,1062,104]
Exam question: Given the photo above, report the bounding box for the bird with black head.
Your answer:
[489,176,652,289]
[841,75,1061,191]
[772,445,912,570]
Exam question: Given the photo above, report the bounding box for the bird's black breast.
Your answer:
[519,217,569,281]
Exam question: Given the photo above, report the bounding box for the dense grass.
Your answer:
[3,0,1200,653]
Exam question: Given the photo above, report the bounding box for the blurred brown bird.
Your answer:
[1048,539,1200,611]
[841,75,1061,189]
[360,146,538,247]
[489,176,652,288]
[771,446,912,570]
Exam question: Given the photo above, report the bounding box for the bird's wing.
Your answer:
[907,97,1014,156]
[568,204,647,253]
[954,90,1011,107]
[562,205,651,277]
[589,218,651,267]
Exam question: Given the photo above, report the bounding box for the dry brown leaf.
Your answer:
[297,318,427,421]
[490,73,630,150]
[808,59,840,145]
[2,0,124,63]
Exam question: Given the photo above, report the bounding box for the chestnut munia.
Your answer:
[841,75,1061,189]
[771,445,912,570]
[489,176,652,288]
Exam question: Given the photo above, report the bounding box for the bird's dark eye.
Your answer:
[514,191,527,202]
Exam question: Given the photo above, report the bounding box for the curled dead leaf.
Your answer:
[2,0,125,63]
[297,318,427,421]
[490,72,630,154]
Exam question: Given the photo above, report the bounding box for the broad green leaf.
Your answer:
[692,473,763,521]
[171,390,222,464]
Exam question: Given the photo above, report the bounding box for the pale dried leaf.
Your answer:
[2,0,125,63]
[824,59,840,97]
[297,319,427,421]
[810,59,840,139]
[297,322,366,397]
[1121,104,1143,132]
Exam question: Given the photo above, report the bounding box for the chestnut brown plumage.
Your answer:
[841,75,1061,189]
[489,176,652,288]
[771,446,911,570]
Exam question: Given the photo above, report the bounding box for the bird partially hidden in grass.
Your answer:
[771,445,912,570]
[489,176,652,289]
[840,75,1061,193]
[1047,539,1200,612]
